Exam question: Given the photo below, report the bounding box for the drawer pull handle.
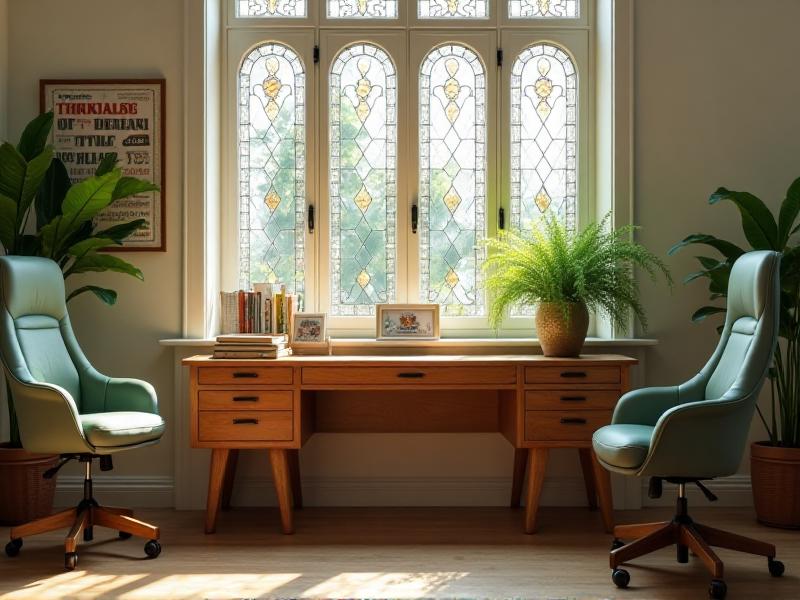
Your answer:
[560,417,587,425]
[398,372,425,379]
[560,371,587,378]
[561,396,587,402]
[232,372,259,379]
[233,418,259,425]
[233,396,259,402]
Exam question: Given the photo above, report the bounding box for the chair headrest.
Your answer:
[727,250,780,321]
[0,256,67,320]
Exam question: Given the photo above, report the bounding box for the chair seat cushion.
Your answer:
[592,424,654,470]
[80,411,165,448]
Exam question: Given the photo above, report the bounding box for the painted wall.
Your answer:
[0,0,8,141]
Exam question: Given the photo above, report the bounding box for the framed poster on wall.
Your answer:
[40,79,166,251]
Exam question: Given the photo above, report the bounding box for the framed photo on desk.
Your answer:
[376,304,440,340]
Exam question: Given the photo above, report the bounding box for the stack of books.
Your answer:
[220,284,300,335]
[212,334,291,359]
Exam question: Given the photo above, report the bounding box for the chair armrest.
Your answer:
[103,378,159,414]
[612,386,681,426]
[5,374,93,454]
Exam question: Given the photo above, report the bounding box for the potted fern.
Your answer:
[484,213,671,356]
[670,178,800,528]
[0,112,154,524]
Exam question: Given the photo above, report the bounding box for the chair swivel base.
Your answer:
[609,493,784,599]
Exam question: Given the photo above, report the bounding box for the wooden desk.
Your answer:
[183,354,636,535]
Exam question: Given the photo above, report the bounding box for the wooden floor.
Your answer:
[0,506,797,599]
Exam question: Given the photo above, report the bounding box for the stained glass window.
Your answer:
[238,43,306,294]
[510,43,577,234]
[419,45,486,316]
[508,0,579,18]
[330,44,397,315]
[328,0,398,18]
[237,0,306,17]
[418,1,489,19]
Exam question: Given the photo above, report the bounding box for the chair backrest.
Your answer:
[0,256,93,410]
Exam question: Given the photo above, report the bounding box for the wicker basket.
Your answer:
[750,442,800,529]
[0,444,59,526]
[535,301,590,357]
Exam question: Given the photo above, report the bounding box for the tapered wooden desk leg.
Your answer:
[510,448,528,508]
[221,449,239,510]
[205,448,230,534]
[590,449,614,533]
[578,448,598,510]
[269,449,295,534]
[523,448,549,534]
[288,449,303,509]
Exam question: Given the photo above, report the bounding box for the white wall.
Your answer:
[0,0,8,141]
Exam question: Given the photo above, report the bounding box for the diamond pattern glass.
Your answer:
[328,0,398,18]
[238,43,306,295]
[237,0,306,17]
[418,1,489,19]
[508,0,579,18]
[419,44,486,316]
[330,44,397,316]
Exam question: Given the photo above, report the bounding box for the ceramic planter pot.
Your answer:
[0,444,58,525]
[750,442,800,529]
[535,301,590,357]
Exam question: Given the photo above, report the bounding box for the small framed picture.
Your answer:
[376,304,440,341]
[292,313,327,345]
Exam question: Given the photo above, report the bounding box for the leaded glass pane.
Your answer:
[237,0,306,17]
[510,43,577,233]
[508,0,579,18]
[328,0,398,18]
[419,45,486,316]
[418,1,489,19]
[239,43,306,295]
[330,44,397,316]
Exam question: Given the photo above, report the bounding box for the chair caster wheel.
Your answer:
[5,538,22,557]
[64,552,78,571]
[611,568,630,589]
[709,579,727,599]
[144,539,161,559]
[611,538,625,551]
[119,531,133,540]
[768,558,785,577]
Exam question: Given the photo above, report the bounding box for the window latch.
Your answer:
[499,207,505,230]
[308,204,315,233]
[411,204,418,234]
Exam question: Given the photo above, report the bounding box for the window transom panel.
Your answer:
[508,0,579,18]
[237,0,307,17]
[418,1,490,19]
[328,1,398,18]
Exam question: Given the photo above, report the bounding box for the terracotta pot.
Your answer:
[0,444,59,526]
[535,301,590,357]
[751,442,800,529]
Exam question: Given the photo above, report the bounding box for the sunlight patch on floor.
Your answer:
[118,573,302,599]
[301,571,469,598]
[0,573,146,599]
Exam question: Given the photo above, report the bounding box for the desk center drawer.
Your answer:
[198,366,293,386]
[525,410,612,441]
[198,411,293,442]
[302,366,517,386]
[199,390,293,411]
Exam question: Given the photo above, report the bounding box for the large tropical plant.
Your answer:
[669,178,800,447]
[483,212,671,330]
[1,111,157,447]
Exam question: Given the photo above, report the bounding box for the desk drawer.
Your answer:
[525,366,620,385]
[525,390,620,411]
[198,411,293,442]
[198,366,293,386]
[199,390,293,411]
[525,410,611,441]
[301,366,517,386]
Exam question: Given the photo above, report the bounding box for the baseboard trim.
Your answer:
[55,475,175,508]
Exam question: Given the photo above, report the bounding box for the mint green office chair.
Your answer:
[0,256,165,570]
[592,251,784,599]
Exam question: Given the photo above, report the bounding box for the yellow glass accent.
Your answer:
[356,101,370,122]
[443,187,462,213]
[445,268,460,288]
[354,185,373,211]
[535,189,551,212]
[538,0,551,13]
[266,100,279,121]
[538,58,551,76]
[446,58,460,77]
[264,189,281,211]
[357,270,371,289]
[444,78,460,101]
[534,78,553,100]
[447,0,459,15]
[536,99,551,120]
[267,0,278,14]
[358,0,368,15]
[446,101,460,124]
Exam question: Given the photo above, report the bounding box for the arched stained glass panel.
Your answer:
[510,43,577,233]
[330,44,398,315]
[418,1,489,19]
[508,0,579,18]
[419,44,486,316]
[238,43,306,293]
[328,0,398,18]
[237,1,306,17]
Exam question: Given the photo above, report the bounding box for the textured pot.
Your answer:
[0,444,59,526]
[535,301,590,357]
[751,442,800,529]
